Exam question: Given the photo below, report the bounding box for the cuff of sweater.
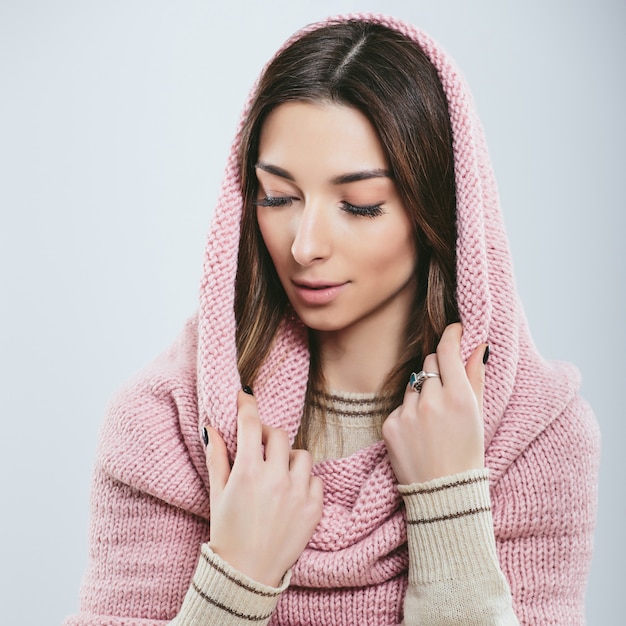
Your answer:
[398,468,498,585]
[176,543,290,625]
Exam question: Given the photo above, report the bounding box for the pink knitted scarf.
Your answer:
[96,14,599,625]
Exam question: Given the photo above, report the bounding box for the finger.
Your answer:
[422,353,439,372]
[465,343,489,415]
[235,389,263,463]
[402,353,440,408]
[289,449,313,476]
[401,371,421,411]
[205,426,230,505]
[435,323,467,388]
[309,474,324,504]
[421,353,441,386]
[263,424,291,467]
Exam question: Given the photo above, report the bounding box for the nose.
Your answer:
[290,202,332,266]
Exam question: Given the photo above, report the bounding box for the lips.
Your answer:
[291,280,349,305]
[293,280,344,290]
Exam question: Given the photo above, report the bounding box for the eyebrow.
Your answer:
[255,162,391,185]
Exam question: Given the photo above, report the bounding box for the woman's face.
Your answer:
[255,101,417,336]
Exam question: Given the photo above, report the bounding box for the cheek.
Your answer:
[392,217,417,265]
[257,213,292,266]
[365,222,417,275]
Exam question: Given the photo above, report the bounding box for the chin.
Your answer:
[291,309,346,333]
[298,317,342,333]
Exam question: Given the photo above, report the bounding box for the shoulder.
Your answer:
[96,316,210,517]
[487,355,599,474]
[490,385,600,535]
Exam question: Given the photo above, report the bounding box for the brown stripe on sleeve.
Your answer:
[401,474,488,497]
[407,505,491,525]
[201,550,282,597]
[191,581,275,621]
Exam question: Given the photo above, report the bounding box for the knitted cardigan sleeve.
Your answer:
[492,393,600,625]
[63,319,214,626]
[63,469,207,626]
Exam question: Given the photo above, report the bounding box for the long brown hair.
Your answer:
[235,20,459,444]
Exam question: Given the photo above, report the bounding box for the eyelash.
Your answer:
[340,201,385,218]
[253,196,294,207]
[254,196,385,218]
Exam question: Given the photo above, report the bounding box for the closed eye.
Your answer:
[253,196,296,207]
[340,201,385,218]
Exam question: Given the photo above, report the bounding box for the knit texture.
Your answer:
[306,389,388,462]
[65,13,600,626]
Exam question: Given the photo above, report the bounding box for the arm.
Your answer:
[63,471,288,626]
[383,324,519,624]
[64,390,321,626]
[63,470,207,626]
[172,389,323,624]
[64,317,317,625]
[492,393,599,625]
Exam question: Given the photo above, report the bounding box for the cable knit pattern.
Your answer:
[65,13,600,626]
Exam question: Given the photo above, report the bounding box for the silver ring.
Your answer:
[409,370,441,393]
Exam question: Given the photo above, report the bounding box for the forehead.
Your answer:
[257,101,388,175]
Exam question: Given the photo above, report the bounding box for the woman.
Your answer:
[65,14,599,626]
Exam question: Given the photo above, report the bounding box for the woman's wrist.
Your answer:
[208,541,288,588]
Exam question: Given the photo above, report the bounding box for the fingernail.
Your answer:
[482,345,490,365]
[242,385,254,395]
[201,426,209,447]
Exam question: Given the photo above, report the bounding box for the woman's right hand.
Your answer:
[204,389,324,587]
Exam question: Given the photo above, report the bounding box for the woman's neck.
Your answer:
[316,307,408,394]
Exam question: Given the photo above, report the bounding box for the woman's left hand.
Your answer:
[382,323,487,485]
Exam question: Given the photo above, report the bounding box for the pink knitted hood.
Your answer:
[96,13,599,625]
[197,12,579,480]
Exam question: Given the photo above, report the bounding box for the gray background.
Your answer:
[1,1,624,624]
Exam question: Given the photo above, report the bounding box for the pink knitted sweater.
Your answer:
[65,14,600,626]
